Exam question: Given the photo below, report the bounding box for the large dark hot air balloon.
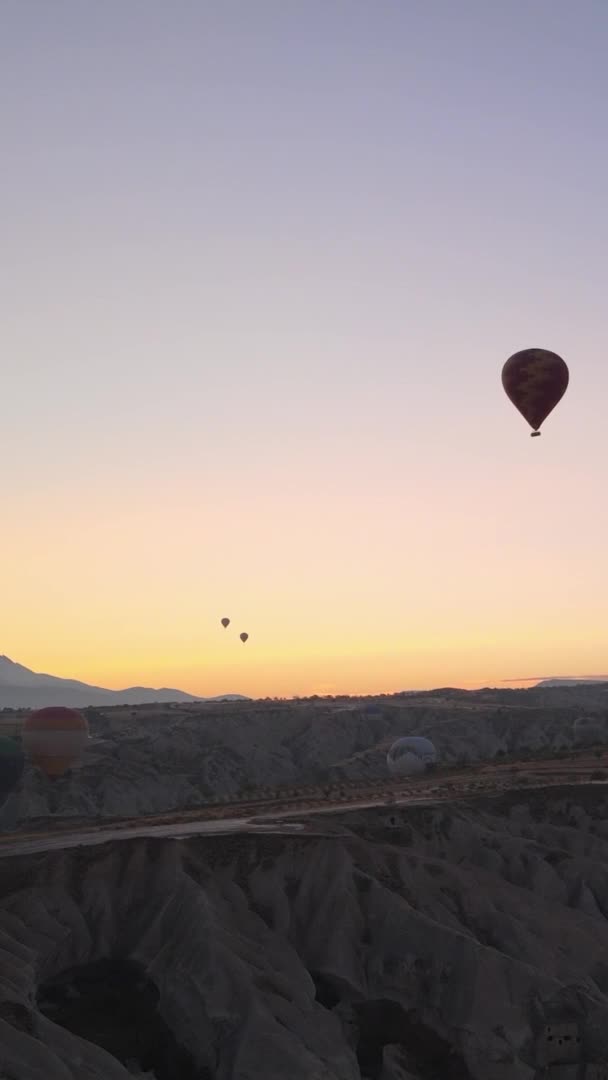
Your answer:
[240,632,249,643]
[0,737,25,809]
[502,348,569,436]
[221,618,230,629]
[23,707,89,780]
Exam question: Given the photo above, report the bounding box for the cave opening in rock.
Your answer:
[37,957,211,1079]
[353,999,474,1080]
[309,970,342,1010]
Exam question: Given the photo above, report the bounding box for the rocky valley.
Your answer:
[3,790,608,1078]
[6,682,608,826]
[2,686,608,1078]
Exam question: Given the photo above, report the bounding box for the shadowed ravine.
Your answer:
[37,959,206,1078]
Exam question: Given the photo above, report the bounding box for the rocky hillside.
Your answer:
[12,689,608,824]
[3,790,608,1077]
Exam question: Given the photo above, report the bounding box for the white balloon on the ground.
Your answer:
[387,736,438,776]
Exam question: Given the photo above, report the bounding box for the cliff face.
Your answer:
[3,793,608,1079]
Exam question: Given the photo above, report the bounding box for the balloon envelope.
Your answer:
[239,632,249,643]
[387,736,438,777]
[501,348,569,434]
[221,618,230,629]
[23,707,89,779]
[0,737,25,808]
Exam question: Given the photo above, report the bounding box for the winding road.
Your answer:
[1,750,606,858]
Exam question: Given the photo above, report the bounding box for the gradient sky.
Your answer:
[3,1,608,698]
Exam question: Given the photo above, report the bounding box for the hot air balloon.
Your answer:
[502,348,569,436]
[221,618,230,629]
[0,737,25,809]
[22,707,89,779]
[240,632,249,643]
[387,736,437,777]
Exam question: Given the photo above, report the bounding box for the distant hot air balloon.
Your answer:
[23,707,89,780]
[502,348,569,436]
[240,632,249,643]
[387,736,438,777]
[221,618,230,629]
[0,737,25,809]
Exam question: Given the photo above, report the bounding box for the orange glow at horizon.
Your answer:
[5,461,608,699]
[5,430,608,700]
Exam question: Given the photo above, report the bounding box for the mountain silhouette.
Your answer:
[0,656,248,709]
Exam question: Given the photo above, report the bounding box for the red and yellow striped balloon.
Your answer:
[23,707,89,779]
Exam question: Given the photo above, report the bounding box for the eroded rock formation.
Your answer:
[2,792,608,1077]
[14,690,606,824]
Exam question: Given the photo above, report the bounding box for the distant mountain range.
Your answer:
[535,677,608,688]
[502,675,608,688]
[0,656,249,709]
